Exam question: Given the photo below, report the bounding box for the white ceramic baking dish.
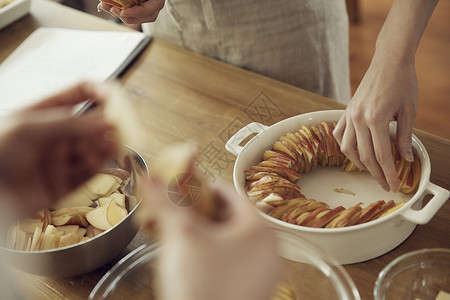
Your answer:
[226,110,449,265]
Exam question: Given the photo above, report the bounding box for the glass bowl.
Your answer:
[89,232,360,300]
[374,248,450,300]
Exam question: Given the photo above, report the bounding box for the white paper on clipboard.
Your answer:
[0,27,151,114]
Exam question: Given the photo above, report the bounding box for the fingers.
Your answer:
[41,127,118,203]
[395,111,415,163]
[353,117,393,191]
[369,123,399,192]
[27,81,110,110]
[334,115,366,171]
[210,180,259,223]
[120,0,164,23]
[17,107,115,145]
[98,0,165,24]
[138,176,264,240]
[335,111,397,192]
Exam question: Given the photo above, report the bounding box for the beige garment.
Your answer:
[142,0,351,103]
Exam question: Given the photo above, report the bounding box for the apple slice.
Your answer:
[86,206,112,231]
[56,225,80,235]
[98,197,113,207]
[298,207,329,226]
[52,187,95,209]
[310,206,346,228]
[85,225,95,238]
[259,189,304,202]
[295,211,312,225]
[107,200,128,226]
[310,124,328,167]
[248,175,281,189]
[355,200,386,225]
[281,199,316,223]
[110,192,126,208]
[98,193,126,208]
[101,0,126,8]
[93,227,105,237]
[42,209,52,231]
[377,201,407,219]
[370,200,396,221]
[125,194,138,212]
[279,136,303,161]
[252,165,301,183]
[150,143,198,183]
[400,158,420,194]
[30,226,43,251]
[326,203,362,228]
[269,199,307,219]
[263,150,290,161]
[293,201,329,225]
[51,206,94,218]
[85,173,121,197]
[14,227,27,251]
[52,215,89,227]
[245,171,281,183]
[77,227,87,238]
[40,225,60,250]
[18,219,43,234]
[273,141,298,162]
[58,232,80,248]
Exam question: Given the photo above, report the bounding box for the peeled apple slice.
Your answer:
[107,200,128,226]
[86,206,112,231]
[85,173,121,197]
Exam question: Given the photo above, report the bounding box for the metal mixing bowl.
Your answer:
[0,146,149,277]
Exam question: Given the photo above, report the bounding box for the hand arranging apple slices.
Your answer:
[245,121,420,228]
[5,168,136,251]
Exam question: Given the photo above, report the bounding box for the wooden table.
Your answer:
[1,1,449,299]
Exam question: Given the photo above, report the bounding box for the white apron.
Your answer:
[142,0,350,103]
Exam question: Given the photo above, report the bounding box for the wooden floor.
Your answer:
[349,0,450,140]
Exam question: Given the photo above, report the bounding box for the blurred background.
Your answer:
[55,0,450,140]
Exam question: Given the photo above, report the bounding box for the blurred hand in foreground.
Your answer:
[140,177,282,300]
[0,82,118,218]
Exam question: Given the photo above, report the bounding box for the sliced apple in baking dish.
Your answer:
[246,121,422,228]
[310,206,346,228]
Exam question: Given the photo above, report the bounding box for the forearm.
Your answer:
[374,0,439,65]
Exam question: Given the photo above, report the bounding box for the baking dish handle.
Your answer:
[401,182,449,224]
[225,122,268,156]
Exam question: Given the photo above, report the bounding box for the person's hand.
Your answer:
[333,57,417,192]
[98,0,165,24]
[141,178,282,300]
[0,82,118,218]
